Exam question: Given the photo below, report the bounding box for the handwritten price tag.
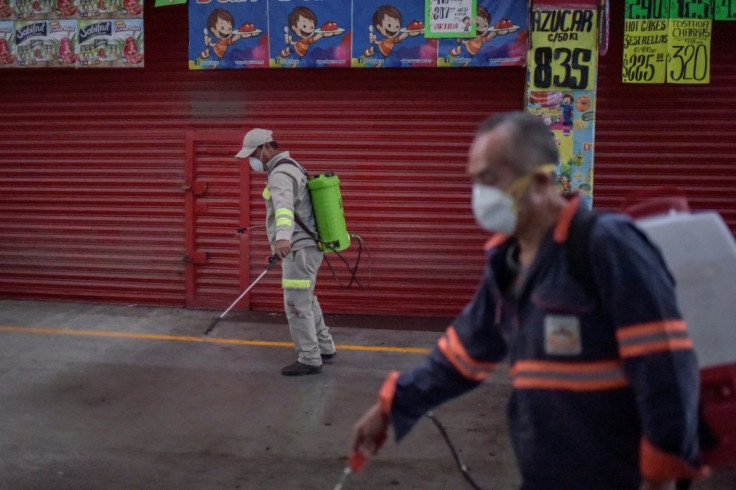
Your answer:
[425,0,476,38]
[622,19,668,83]
[529,8,598,91]
[667,19,711,83]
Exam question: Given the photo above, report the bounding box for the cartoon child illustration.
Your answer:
[363,5,416,58]
[280,6,324,59]
[449,7,496,57]
[199,9,244,60]
[560,93,575,126]
[557,172,572,194]
[462,16,471,32]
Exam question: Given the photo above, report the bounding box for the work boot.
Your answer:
[281,361,321,376]
[321,351,337,361]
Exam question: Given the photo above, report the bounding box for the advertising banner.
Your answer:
[270,0,351,68]
[0,0,143,69]
[189,0,268,70]
[352,0,436,68]
[527,3,598,208]
[187,0,528,69]
[437,0,528,67]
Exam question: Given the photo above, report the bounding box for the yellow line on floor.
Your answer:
[0,325,431,354]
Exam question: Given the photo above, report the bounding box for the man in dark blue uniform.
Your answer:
[351,112,710,489]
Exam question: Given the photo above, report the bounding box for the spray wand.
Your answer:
[332,451,366,490]
[332,414,486,489]
[203,254,279,335]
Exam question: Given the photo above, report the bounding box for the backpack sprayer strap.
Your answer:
[271,157,319,239]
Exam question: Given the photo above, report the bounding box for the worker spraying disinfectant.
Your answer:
[208,128,368,378]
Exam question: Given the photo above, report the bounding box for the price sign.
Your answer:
[715,0,736,20]
[669,0,713,19]
[625,0,670,19]
[667,19,711,83]
[622,19,668,83]
[667,0,712,84]
[425,0,477,38]
[529,8,598,91]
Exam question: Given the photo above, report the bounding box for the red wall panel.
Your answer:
[0,4,734,318]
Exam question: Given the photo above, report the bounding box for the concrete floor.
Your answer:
[0,299,733,490]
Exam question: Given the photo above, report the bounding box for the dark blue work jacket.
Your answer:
[387,198,703,489]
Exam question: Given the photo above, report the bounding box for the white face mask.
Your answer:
[472,183,517,235]
[249,157,264,172]
[248,146,266,172]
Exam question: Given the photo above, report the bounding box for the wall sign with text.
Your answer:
[667,0,712,84]
[623,0,715,84]
[424,0,476,38]
[528,7,598,91]
[527,4,599,209]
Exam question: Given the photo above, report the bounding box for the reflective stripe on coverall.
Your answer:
[281,246,335,366]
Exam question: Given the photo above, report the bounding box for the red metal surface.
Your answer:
[593,8,736,226]
[0,4,734,317]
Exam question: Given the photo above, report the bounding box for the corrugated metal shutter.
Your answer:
[184,130,250,309]
[0,4,734,318]
[593,7,736,230]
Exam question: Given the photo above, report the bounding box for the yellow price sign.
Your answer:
[529,8,598,91]
[622,19,668,83]
[667,19,711,84]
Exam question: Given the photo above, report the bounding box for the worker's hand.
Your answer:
[274,239,291,258]
[351,402,389,458]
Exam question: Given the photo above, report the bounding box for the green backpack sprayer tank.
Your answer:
[308,173,350,253]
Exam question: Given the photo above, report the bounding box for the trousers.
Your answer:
[281,245,335,365]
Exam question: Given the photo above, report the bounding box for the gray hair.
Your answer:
[477,112,559,175]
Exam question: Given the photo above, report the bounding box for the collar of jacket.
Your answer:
[265,151,291,174]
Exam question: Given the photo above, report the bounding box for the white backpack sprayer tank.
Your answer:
[635,210,736,467]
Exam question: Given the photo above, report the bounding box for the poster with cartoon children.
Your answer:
[527,89,596,208]
[188,0,267,70]
[269,0,350,68]
[438,0,527,67]
[353,0,437,68]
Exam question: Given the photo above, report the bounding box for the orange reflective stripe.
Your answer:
[510,359,629,392]
[378,371,400,415]
[553,195,581,243]
[437,326,497,381]
[512,359,622,374]
[620,338,693,358]
[616,319,687,341]
[484,233,510,251]
[616,320,692,358]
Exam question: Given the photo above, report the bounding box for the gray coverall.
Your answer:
[264,152,335,366]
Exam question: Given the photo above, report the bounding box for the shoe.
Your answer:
[321,352,337,361]
[281,361,321,376]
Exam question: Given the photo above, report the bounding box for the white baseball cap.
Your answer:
[235,128,273,159]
